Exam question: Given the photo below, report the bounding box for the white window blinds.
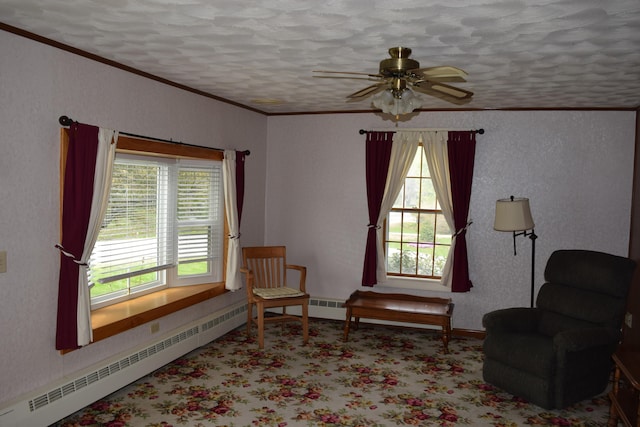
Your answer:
[176,161,223,278]
[89,154,223,303]
[89,155,175,286]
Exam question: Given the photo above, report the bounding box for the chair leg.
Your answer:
[281,306,287,332]
[246,302,253,338]
[302,303,309,345]
[257,303,265,349]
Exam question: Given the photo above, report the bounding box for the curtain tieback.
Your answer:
[453,221,473,237]
[367,223,381,230]
[228,233,241,240]
[55,244,88,266]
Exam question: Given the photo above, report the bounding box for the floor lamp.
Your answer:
[494,196,538,307]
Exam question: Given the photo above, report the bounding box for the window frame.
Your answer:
[382,144,452,291]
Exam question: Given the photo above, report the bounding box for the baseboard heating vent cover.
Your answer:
[27,325,200,413]
[274,297,346,321]
[309,298,343,309]
[202,304,246,332]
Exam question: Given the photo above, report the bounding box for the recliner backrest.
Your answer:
[536,250,636,336]
[544,250,634,297]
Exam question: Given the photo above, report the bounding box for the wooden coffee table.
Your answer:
[343,290,454,353]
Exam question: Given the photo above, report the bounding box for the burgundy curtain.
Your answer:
[235,150,246,226]
[447,131,476,293]
[362,131,394,286]
[56,123,100,350]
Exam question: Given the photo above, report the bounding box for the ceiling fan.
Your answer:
[314,47,473,115]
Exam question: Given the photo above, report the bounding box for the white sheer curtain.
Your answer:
[421,131,456,288]
[223,150,242,291]
[77,128,118,346]
[374,132,420,283]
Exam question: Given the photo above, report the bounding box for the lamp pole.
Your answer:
[529,230,537,308]
[512,229,537,307]
[494,196,537,308]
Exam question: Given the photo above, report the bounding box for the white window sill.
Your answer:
[377,276,451,293]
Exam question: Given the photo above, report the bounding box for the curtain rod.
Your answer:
[58,115,250,156]
[359,128,484,135]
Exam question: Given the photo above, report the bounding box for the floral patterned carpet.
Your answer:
[54,318,612,427]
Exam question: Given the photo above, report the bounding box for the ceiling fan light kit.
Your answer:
[314,46,474,117]
[372,87,422,116]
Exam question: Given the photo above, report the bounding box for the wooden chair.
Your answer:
[241,246,309,348]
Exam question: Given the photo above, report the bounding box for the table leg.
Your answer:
[343,308,352,341]
[257,303,265,349]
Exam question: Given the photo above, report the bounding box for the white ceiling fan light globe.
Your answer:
[372,89,394,111]
[400,88,421,113]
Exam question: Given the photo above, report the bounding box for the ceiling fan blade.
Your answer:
[414,80,473,99]
[347,83,387,99]
[414,66,468,82]
[430,82,473,99]
[412,82,473,105]
[413,75,467,83]
[417,66,468,77]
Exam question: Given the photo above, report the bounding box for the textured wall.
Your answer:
[265,110,636,330]
[0,31,267,405]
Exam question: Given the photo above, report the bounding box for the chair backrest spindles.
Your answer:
[243,246,288,289]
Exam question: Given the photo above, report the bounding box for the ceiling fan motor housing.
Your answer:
[379,47,419,77]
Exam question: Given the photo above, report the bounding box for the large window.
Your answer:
[385,145,451,279]
[89,146,224,308]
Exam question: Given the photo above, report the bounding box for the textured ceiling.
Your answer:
[1,0,639,114]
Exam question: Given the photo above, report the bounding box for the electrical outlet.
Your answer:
[625,312,633,329]
[0,251,6,273]
[150,322,160,334]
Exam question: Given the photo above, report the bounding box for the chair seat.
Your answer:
[253,287,306,299]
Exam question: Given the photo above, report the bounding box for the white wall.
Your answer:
[265,110,637,330]
[0,31,267,406]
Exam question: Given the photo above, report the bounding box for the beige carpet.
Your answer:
[53,318,612,426]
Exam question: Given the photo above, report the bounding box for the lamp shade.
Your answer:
[494,197,535,231]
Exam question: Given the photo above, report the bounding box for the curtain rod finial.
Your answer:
[59,116,73,126]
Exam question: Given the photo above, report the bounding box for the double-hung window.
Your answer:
[89,142,224,308]
[385,145,452,279]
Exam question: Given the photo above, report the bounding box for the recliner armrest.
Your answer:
[553,327,621,352]
[483,307,541,333]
